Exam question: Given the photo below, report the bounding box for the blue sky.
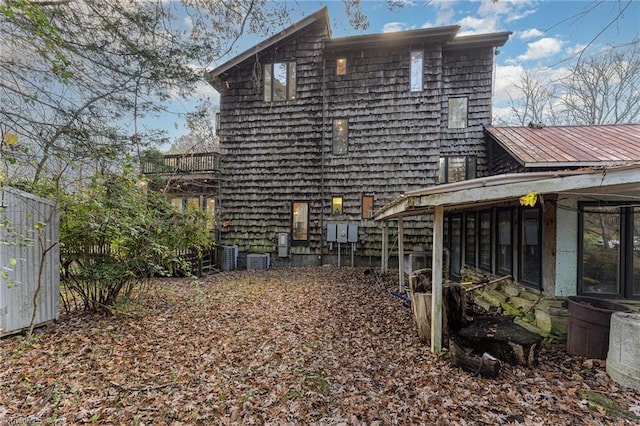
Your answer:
[156,0,639,146]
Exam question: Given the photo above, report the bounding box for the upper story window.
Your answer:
[336,58,347,75]
[264,62,296,102]
[333,119,348,155]
[410,50,423,92]
[438,156,477,184]
[448,97,468,128]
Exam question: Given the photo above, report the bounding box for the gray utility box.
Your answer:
[277,232,289,258]
[327,223,337,242]
[327,223,358,243]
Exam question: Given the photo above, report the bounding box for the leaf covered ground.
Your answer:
[1,266,639,425]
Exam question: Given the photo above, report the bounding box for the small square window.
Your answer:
[362,195,374,219]
[337,58,347,75]
[332,197,343,214]
[333,119,348,155]
[448,97,468,129]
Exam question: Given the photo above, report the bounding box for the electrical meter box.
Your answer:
[347,224,358,242]
[337,224,348,243]
[327,223,337,242]
[277,232,289,258]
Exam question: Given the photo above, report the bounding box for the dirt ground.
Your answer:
[1,266,639,425]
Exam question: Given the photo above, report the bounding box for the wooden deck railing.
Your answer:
[141,152,220,174]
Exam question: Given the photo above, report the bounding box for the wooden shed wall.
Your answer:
[217,22,328,254]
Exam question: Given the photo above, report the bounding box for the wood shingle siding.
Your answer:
[209,8,510,265]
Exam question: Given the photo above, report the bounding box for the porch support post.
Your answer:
[431,205,444,354]
[398,218,405,293]
[381,222,389,273]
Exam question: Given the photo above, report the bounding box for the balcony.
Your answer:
[141,152,220,175]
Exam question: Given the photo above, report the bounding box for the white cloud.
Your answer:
[505,8,537,23]
[517,37,563,61]
[383,22,406,33]
[183,15,193,30]
[457,15,497,35]
[517,28,544,40]
[566,43,588,57]
[434,0,456,25]
[494,64,525,103]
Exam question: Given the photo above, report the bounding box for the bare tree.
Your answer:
[506,69,562,126]
[169,102,219,154]
[501,42,639,126]
[560,42,640,124]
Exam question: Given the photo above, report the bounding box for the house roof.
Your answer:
[325,25,460,51]
[485,123,640,168]
[373,163,640,221]
[207,7,330,88]
[207,8,510,89]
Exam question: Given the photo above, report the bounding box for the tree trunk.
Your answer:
[450,339,501,378]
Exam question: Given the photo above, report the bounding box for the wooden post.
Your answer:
[398,218,404,293]
[381,222,389,273]
[431,206,444,354]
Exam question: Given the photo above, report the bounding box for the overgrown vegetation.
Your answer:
[19,164,213,314]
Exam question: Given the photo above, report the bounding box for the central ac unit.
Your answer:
[246,253,270,270]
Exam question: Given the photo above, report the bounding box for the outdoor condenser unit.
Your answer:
[246,253,270,270]
[221,245,238,271]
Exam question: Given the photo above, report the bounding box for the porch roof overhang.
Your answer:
[374,163,640,221]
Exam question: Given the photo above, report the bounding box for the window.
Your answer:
[497,209,513,275]
[450,215,463,279]
[171,198,183,211]
[292,201,309,243]
[336,57,347,75]
[332,196,343,214]
[333,119,348,155]
[479,210,492,270]
[205,197,216,229]
[187,197,200,210]
[465,213,477,267]
[438,156,477,184]
[264,62,296,102]
[410,50,423,92]
[448,97,468,129]
[579,203,639,299]
[520,207,542,288]
[362,195,374,219]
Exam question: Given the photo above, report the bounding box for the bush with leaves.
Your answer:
[58,165,213,313]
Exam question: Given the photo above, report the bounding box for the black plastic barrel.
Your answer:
[565,296,630,359]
